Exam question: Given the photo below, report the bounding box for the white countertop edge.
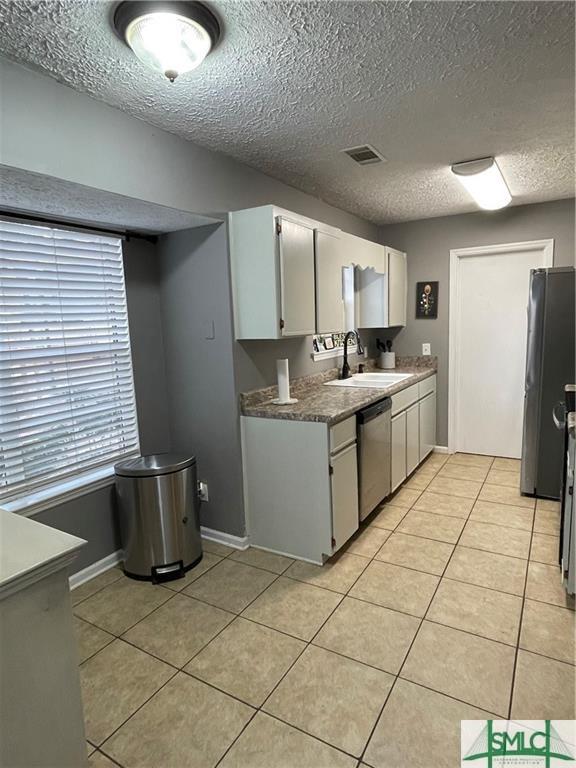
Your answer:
[0,509,86,600]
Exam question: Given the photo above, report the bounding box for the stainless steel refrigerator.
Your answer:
[521,267,576,499]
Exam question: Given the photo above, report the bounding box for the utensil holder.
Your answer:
[379,351,395,369]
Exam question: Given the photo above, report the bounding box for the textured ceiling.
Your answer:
[0,166,219,233]
[0,1,573,224]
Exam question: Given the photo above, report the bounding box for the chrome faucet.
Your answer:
[340,330,360,379]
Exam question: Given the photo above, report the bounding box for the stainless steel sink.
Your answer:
[325,372,412,389]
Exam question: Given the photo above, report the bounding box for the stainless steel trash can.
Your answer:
[114,453,202,583]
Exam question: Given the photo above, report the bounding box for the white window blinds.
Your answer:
[0,219,140,503]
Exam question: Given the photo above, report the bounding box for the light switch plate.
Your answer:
[422,343,431,356]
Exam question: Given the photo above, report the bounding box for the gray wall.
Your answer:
[157,225,382,538]
[158,224,244,537]
[123,239,172,454]
[36,486,120,574]
[379,198,575,445]
[0,59,379,568]
[234,335,373,394]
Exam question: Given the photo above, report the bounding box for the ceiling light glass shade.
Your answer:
[451,157,512,210]
[114,2,221,82]
[126,13,211,80]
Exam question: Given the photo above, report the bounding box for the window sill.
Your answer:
[2,466,117,518]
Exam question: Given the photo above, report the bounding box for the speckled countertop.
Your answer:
[240,356,437,425]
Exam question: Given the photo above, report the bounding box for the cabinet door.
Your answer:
[419,392,437,461]
[315,230,346,333]
[331,442,359,551]
[406,403,420,476]
[341,232,386,271]
[356,267,388,329]
[278,218,316,337]
[391,411,407,492]
[387,247,407,327]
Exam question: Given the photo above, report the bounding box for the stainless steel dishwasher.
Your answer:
[357,397,392,521]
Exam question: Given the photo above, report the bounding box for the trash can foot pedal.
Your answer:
[151,560,185,584]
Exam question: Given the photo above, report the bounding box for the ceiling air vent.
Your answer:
[342,144,386,166]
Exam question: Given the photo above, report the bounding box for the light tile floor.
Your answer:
[75,452,575,768]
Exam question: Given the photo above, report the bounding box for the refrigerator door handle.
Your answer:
[553,400,567,431]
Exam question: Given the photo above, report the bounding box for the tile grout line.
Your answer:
[97,665,181,762]
[85,452,563,765]
[506,509,536,720]
[212,464,450,768]
[386,527,531,561]
[91,749,123,767]
[347,456,451,764]
[87,454,513,763]
[77,547,232,642]
[97,564,293,764]
[109,535,400,766]
[79,545,260,654]
[214,453,510,763]
[76,539,235,610]
[89,550,279,762]
[212,546,373,766]
[358,455,496,765]
[71,568,125,608]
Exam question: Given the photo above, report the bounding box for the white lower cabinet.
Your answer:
[406,403,420,476]
[242,376,436,564]
[419,391,437,461]
[331,441,359,550]
[242,415,358,563]
[391,374,437,489]
[391,411,407,492]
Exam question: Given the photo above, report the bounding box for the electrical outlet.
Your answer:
[198,481,209,502]
[422,343,431,356]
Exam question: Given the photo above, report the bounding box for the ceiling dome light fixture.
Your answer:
[451,157,512,211]
[113,1,220,82]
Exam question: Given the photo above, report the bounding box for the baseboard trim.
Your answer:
[69,529,249,589]
[69,549,124,590]
[201,526,250,551]
[433,445,450,454]
[250,542,322,566]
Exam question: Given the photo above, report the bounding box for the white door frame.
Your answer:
[448,239,554,454]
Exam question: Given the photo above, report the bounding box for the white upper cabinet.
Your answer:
[229,205,407,338]
[229,205,330,340]
[341,232,388,330]
[356,266,388,329]
[279,217,316,336]
[315,230,346,334]
[315,230,388,334]
[340,231,386,271]
[386,246,407,327]
[348,238,407,330]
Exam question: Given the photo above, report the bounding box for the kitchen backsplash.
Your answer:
[240,355,437,406]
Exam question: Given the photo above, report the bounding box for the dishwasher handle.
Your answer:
[357,397,392,424]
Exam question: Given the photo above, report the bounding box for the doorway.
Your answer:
[448,240,554,457]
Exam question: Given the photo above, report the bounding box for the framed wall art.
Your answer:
[416,281,439,318]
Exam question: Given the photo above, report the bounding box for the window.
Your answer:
[0,219,140,504]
